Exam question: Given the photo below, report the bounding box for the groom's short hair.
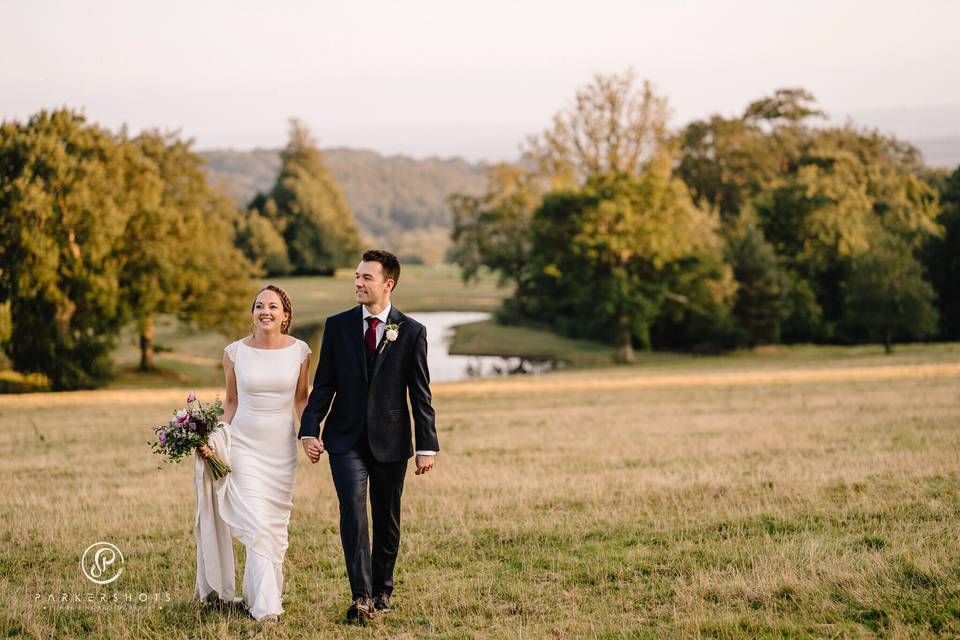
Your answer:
[362,249,401,289]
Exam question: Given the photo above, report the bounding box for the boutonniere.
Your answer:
[379,322,403,354]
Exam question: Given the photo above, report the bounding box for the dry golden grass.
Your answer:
[2,349,960,638]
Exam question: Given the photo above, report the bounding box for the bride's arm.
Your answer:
[222,353,239,424]
[294,355,311,423]
[200,353,238,460]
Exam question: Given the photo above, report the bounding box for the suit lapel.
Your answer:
[351,306,368,382]
[369,307,403,382]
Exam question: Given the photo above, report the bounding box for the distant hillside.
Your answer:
[200,148,488,236]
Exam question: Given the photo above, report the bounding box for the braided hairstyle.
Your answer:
[251,285,293,335]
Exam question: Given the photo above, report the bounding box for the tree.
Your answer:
[120,131,258,370]
[449,163,540,284]
[0,110,130,389]
[723,210,786,345]
[251,119,361,274]
[236,209,292,276]
[924,166,960,339]
[751,140,940,340]
[844,232,938,353]
[676,115,769,219]
[742,88,825,128]
[524,69,670,189]
[676,88,822,221]
[516,161,734,362]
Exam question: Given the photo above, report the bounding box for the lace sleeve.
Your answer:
[299,340,313,365]
[224,340,240,363]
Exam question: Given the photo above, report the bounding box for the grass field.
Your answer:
[2,345,960,638]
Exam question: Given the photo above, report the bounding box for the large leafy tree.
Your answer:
[250,119,361,274]
[0,110,131,389]
[495,163,733,361]
[120,131,257,370]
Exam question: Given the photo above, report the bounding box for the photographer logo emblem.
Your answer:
[80,542,124,585]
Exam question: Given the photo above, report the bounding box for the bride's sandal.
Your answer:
[259,614,280,625]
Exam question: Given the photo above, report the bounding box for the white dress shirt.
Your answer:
[361,303,391,347]
[302,303,436,457]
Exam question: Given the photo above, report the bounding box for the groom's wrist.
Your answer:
[415,450,436,456]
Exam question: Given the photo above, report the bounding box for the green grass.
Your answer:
[268,264,511,323]
[2,348,960,637]
[449,319,618,368]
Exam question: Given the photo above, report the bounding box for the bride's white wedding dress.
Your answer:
[194,337,311,620]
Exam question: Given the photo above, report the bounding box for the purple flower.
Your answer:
[175,409,189,424]
[158,431,167,446]
[187,391,197,403]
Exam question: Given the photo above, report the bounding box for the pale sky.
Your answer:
[2,0,958,161]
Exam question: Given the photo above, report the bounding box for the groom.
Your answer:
[299,249,439,621]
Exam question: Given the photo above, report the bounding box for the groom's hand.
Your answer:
[414,454,434,475]
[302,437,324,464]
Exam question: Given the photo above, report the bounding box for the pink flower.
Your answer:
[158,431,167,446]
[187,391,197,403]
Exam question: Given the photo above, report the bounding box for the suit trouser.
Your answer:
[328,434,408,599]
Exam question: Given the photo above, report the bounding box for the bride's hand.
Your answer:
[198,444,214,460]
[302,437,323,464]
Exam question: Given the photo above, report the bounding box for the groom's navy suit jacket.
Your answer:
[298,305,439,462]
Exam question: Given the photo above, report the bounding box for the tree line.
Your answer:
[3,76,958,390]
[0,112,362,390]
[450,71,959,361]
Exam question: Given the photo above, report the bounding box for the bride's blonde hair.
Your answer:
[251,285,293,335]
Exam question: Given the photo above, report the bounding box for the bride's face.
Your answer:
[252,290,289,335]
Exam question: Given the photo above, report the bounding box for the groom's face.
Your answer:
[355,260,394,306]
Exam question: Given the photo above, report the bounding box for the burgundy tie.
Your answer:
[365,317,381,355]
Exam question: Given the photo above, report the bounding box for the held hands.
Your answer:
[415,454,435,476]
[298,438,431,471]
[302,437,324,464]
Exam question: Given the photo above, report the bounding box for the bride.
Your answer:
[195,284,312,623]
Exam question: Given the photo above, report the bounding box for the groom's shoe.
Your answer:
[373,593,392,613]
[345,597,374,622]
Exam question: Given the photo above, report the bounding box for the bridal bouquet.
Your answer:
[150,392,231,479]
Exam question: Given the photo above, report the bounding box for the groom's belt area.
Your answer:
[324,410,408,426]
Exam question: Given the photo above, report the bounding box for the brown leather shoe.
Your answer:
[346,597,373,622]
[373,593,391,613]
